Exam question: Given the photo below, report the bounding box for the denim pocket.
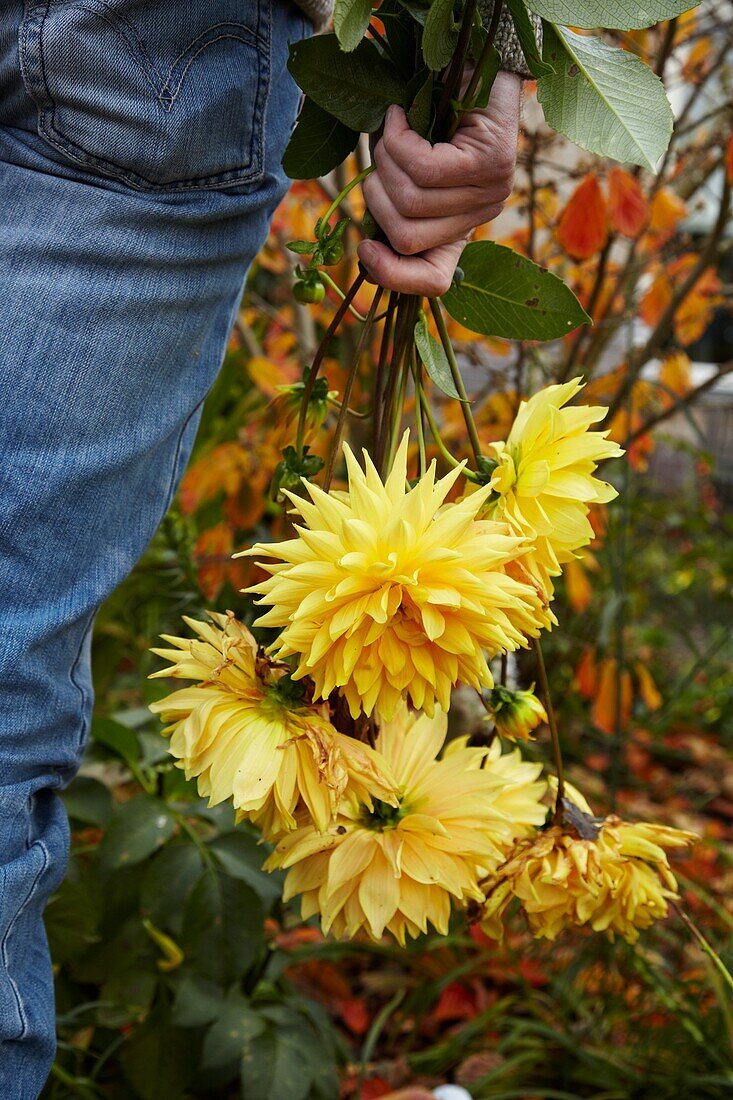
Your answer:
[18,0,272,191]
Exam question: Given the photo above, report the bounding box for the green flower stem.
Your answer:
[320,165,375,233]
[411,348,427,477]
[421,390,480,481]
[317,270,368,322]
[674,902,733,997]
[533,637,565,824]
[372,291,398,454]
[429,298,483,466]
[323,286,384,490]
[453,0,505,138]
[296,271,365,456]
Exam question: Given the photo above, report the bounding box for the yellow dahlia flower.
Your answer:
[244,434,548,721]
[148,612,397,837]
[263,706,547,944]
[480,793,696,944]
[488,378,623,594]
[484,685,548,742]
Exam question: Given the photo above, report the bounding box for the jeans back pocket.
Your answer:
[19,0,272,191]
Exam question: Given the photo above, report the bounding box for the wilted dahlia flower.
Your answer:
[149,612,397,837]
[479,788,696,944]
[488,378,623,595]
[264,706,547,944]
[245,434,548,720]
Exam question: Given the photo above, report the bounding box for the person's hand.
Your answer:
[358,71,522,297]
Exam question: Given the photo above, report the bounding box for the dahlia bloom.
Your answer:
[488,379,623,595]
[480,788,696,943]
[245,434,548,720]
[149,612,397,837]
[263,706,547,944]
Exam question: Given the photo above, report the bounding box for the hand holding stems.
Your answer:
[359,71,522,297]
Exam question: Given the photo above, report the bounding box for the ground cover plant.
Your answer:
[43,2,733,1097]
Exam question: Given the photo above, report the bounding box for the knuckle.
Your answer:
[394,182,425,218]
[389,224,417,255]
[412,158,438,187]
[430,272,453,296]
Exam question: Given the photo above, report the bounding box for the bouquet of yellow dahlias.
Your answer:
[150,0,701,953]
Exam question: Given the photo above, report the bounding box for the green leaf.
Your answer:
[414,313,461,400]
[422,0,458,70]
[526,0,698,30]
[62,776,113,828]
[441,241,591,340]
[97,967,157,1028]
[288,34,407,133]
[282,98,360,180]
[90,715,140,770]
[45,861,101,963]
[240,1025,313,1100]
[202,992,265,1069]
[140,842,203,933]
[171,973,224,1028]
[96,796,177,871]
[208,831,282,905]
[505,0,555,76]
[538,24,673,171]
[119,1007,197,1100]
[334,0,372,51]
[182,869,265,985]
[407,72,434,138]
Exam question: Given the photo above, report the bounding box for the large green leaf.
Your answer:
[61,776,113,828]
[538,25,673,171]
[282,98,360,181]
[527,0,698,30]
[202,991,265,1070]
[140,842,203,933]
[96,796,177,871]
[240,1025,314,1100]
[182,869,265,985]
[441,241,591,340]
[334,0,372,51]
[208,831,282,904]
[119,1007,197,1100]
[288,34,407,133]
[171,973,224,1028]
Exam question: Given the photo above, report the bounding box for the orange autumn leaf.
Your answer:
[592,658,633,735]
[635,662,663,711]
[194,523,251,600]
[179,441,250,514]
[556,174,609,260]
[564,558,593,613]
[659,350,692,401]
[648,187,687,242]
[682,36,713,80]
[639,270,673,327]
[669,256,724,346]
[607,167,649,237]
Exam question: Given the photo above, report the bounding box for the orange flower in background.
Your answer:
[635,663,663,711]
[607,168,649,237]
[180,441,251,514]
[640,269,673,328]
[556,175,608,260]
[592,658,633,735]
[575,648,598,699]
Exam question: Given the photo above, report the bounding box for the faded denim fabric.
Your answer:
[0,2,308,1093]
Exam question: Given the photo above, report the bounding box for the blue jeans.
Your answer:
[0,2,308,1093]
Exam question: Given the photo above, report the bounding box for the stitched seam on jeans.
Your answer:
[160,32,261,111]
[160,397,208,520]
[163,19,266,95]
[69,610,96,757]
[1,840,49,1042]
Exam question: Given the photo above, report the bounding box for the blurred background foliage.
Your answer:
[44,7,733,1099]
